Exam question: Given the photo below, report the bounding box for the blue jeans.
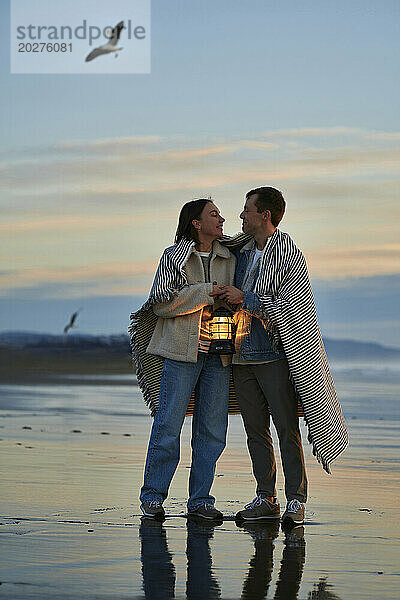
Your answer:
[140,353,230,509]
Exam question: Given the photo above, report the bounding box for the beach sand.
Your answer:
[0,364,399,599]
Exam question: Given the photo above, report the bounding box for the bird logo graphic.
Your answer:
[85,21,125,62]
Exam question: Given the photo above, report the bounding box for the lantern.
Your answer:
[208,307,236,355]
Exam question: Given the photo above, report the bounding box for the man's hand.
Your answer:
[210,285,244,305]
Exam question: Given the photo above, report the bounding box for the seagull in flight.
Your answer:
[63,310,81,335]
[85,21,124,62]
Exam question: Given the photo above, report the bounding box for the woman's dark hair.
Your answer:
[175,198,212,243]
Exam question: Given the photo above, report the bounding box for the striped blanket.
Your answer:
[128,238,193,418]
[129,231,348,473]
[228,228,349,472]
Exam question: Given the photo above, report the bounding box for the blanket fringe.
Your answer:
[128,304,158,417]
[264,318,281,355]
[288,369,332,474]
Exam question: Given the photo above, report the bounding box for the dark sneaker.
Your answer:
[187,503,223,520]
[281,499,305,526]
[235,496,280,521]
[140,500,165,520]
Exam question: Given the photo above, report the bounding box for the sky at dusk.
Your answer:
[1,1,399,346]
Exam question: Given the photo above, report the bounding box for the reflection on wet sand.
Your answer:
[140,518,341,600]
[308,577,342,600]
[240,521,278,599]
[186,518,221,599]
[139,519,175,600]
[140,517,221,599]
[274,527,305,599]
[240,522,306,600]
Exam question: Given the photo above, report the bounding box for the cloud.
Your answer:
[70,146,400,198]
[1,126,399,296]
[0,261,157,296]
[284,179,399,201]
[365,132,400,140]
[2,242,399,301]
[298,146,400,168]
[3,131,399,203]
[0,215,128,233]
[2,280,152,300]
[6,148,398,203]
[56,135,163,153]
[0,212,175,234]
[259,126,365,138]
[307,244,400,278]
[152,144,239,160]
[240,141,277,150]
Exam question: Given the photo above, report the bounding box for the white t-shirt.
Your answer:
[250,247,263,272]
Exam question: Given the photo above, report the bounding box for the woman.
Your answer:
[132,199,236,520]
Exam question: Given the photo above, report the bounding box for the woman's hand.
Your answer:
[210,285,225,296]
[210,285,244,304]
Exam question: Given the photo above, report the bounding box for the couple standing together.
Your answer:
[129,186,348,527]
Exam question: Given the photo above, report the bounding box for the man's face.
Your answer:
[240,195,265,235]
[195,202,225,238]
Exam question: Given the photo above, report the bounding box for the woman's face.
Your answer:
[194,202,225,240]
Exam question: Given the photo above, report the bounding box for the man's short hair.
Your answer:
[246,187,286,227]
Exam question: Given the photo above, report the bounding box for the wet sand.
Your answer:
[0,364,399,599]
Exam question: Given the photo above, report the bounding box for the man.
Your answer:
[213,187,348,526]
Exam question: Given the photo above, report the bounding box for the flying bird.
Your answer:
[63,310,81,335]
[85,21,124,62]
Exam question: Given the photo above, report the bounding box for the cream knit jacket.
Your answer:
[146,240,236,362]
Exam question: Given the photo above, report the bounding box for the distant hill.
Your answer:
[0,331,399,384]
[323,338,400,360]
[0,331,130,352]
[0,331,400,360]
[0,331,132,382]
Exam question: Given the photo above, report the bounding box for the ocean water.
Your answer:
[0,360,399,599]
